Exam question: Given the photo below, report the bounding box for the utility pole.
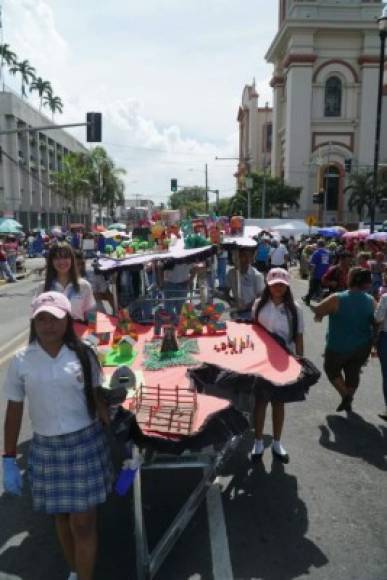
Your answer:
[205,163,209,213]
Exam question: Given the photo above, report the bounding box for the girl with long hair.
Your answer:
[2,291,112,580]
[42,242,95,321]
[251,268,304,463]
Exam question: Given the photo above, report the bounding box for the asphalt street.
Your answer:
[0,268,386,580]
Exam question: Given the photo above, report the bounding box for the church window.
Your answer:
[324,76,342,117]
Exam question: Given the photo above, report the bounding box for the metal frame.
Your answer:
[133,436,239,580]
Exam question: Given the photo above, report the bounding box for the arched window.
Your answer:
[324,76,342,117]
[323,165,340,211]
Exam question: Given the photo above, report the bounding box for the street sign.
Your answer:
[305,215,317,227]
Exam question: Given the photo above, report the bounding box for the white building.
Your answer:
[0,91,89,231]
[236,82,273,188]
[266,0,387,224]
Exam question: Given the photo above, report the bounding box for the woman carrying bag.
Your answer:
[2,292,113,580]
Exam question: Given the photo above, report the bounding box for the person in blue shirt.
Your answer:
[312,267,376,413]
[302,239,331,305]
[255,237,271,273]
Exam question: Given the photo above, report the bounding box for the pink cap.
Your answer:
[267,268,290,287]
[31,291,72,319]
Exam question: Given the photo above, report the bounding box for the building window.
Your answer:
[323,165,340,211]
[324,76,342,117]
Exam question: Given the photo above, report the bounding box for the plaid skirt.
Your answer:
[29,421,113,514]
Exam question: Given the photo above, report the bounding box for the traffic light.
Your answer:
[312,191,324,205]
[171,178,178,192]
[86,112,102,142]
[344,158,352,173]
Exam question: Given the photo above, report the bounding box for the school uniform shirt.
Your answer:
[255,299,304,352]
[226,266,264,307]
[3,343,102,437]
[38,278,96,321]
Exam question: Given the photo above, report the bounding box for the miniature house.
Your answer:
[118,336,136,359]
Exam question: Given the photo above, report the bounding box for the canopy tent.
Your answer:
[108,223,127,231]
[97,238,215,273]
[0,218,24,234]
[269,220,319,238]
[101,229,130,239]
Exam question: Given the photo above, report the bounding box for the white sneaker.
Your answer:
[251,439,264,457]
[68,573,78,580]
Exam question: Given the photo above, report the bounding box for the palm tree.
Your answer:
[29,77,53,110]
[50,152,91,214]
[43,94,64,119]
[344,170,387,221]
[0,44,17,90]
[88,146,126,221]
[9,59,36,98]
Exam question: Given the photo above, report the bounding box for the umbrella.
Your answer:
[92,225,106,233]
[342,229,370,240]
[0,218,24,234]
[317,227,343,238]
[367,232,387,242]
[108,223,126,231]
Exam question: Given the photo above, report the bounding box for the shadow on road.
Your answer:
[221,435,328,580]
[0,440,64,580]
[319,412,387,471]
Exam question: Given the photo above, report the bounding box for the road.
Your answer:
[0,269,386,580]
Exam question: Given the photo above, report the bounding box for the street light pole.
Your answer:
[371,5,387,233]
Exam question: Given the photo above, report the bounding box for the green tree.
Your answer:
[0,43,17,90]
[30,77,53,111]
[50,152,91,214]
[87,146,126,221]
[9,59,36,98]
[169,186,206,217]
[227,173,301,218]
[344,170,387,221]
[216,197,233,216]
[43,94,63,119]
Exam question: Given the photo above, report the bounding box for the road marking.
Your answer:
[0,329,29,367]
[206,482,234,580]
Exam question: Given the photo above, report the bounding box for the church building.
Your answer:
[266,0,387,224]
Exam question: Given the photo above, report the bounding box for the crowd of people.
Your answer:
[1,227,387,580]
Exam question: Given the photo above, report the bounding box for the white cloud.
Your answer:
[2,0,276,203]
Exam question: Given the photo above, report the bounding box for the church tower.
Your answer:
[267,0,387,224]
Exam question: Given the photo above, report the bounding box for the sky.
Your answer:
[1,0,278,205]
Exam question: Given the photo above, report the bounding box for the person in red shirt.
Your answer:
[0,242,17,282]
[321,251,352,294]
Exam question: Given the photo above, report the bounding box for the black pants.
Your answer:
[305,278,321,301]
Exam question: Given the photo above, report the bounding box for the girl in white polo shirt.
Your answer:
[2,291,112,580]
[41,243,96,322]
[251,268,304,463]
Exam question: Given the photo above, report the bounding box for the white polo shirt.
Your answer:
[38,278,96,321]
[253,298,304,352]
[3,343,102,436]
[269,244,288,266]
